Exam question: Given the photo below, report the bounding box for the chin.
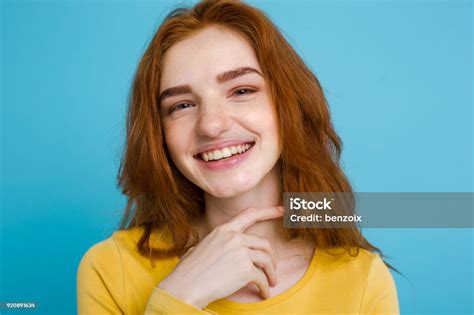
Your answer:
[207,177,260,198]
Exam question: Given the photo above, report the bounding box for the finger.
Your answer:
[226,206,284,232]
[241,234,276,268]
[248,249,277,287]
[249,266,270,299]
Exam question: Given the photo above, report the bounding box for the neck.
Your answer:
[197,164,286,248]
[192,165,314,261]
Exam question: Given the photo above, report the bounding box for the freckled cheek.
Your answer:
[163,122,195,162]
[253,117,280,154]
[243,107,278,137]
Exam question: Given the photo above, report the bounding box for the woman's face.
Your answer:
[159,26,281,198]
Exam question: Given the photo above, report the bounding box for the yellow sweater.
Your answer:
[77,226,399,314]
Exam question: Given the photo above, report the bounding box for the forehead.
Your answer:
[160,26,261,89]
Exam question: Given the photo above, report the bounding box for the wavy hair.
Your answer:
[117,0,399,273]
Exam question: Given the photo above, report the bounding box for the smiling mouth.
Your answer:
[195,141,255,162]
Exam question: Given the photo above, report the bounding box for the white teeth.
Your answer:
[200,143,252,162]
[221,147,232,158]
[214,150,223,160]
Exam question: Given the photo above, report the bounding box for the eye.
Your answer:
[169,102,194,114]
[232,88,256,96]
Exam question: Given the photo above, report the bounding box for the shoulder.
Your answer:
[77,226,174,272]
[317,246,388,270]
[77,231,125,280]
[316,247,399,313]
[344,248,397,295]
[317,247,384,272]
[317,247,398,297]
[76,227,197,314]
[317,248,399,314]
[77,227,138,267]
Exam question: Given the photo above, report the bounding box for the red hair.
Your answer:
[117,0,399,273]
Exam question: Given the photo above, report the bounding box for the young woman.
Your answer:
[77,1,400,314]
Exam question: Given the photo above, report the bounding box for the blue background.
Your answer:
[1,0,472,314]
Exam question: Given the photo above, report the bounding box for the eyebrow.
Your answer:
[158,66,262,103]
[158,85,192,103]
[216,66,262,84]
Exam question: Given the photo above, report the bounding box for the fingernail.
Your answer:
[278,206,285,213]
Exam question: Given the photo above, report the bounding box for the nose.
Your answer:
[195,101,233,138]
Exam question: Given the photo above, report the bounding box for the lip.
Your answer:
[194,141,255,171]
[194,140,255,156]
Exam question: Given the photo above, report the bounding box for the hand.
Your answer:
[158,206,284,309]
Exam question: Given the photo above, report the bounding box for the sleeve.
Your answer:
[145,287,218,315]
[360,254,400,315]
